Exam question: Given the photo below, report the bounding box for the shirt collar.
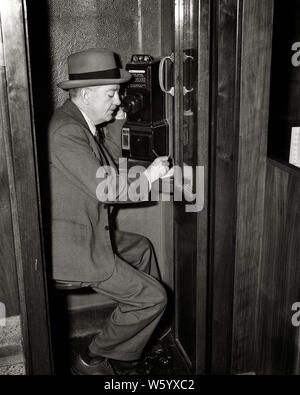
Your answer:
[78,108,97,136]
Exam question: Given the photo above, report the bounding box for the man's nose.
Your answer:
[114,92,121,106]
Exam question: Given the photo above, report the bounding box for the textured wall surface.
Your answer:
[48,0,161,106]
[140,0,161,55]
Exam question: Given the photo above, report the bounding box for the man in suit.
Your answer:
[49,48,170,375]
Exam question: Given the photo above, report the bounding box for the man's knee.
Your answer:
[152,282,167,312]
[139,236,153,257]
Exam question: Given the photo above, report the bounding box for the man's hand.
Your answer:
[144,156,170,184]
[115,107,127,120]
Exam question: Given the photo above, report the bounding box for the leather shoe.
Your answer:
[109,359,140,375]
[71,353,115,375]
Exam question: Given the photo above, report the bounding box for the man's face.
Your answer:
[85,84,121,124]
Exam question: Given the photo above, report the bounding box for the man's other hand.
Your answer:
[115,107,127,120]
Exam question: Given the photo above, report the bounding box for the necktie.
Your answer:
[94,126,105,146]
[94,126,118,216]
[94,126,114,168]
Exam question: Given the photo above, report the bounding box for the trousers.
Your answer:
[81,230,167,361]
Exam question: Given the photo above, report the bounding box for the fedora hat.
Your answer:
[58,48,131,90]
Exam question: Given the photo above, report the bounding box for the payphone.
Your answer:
[121,55,169,162]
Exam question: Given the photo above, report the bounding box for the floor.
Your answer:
[50,298,191,376]
[0,317,25,375]
[68,330,191,376]
[0,309,190,375]
[50,285,191,375]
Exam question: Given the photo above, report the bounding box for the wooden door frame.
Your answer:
[194,0,211,375]
[173,0,274,375]
[173,0,211,374]
[0,0,53,374]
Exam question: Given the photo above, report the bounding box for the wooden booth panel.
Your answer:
[0,16,19,317]
[257,160,300,375]
[231,0,274,374]
[210,0,240,374]
[209,0,273,375]
[173,0,273,375]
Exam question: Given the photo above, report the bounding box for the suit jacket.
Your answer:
[48,100,148,281]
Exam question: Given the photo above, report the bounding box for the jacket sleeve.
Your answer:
[50,122,149,203]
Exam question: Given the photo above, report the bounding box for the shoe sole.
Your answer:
[70,367,115,375]
[70,367,84,375]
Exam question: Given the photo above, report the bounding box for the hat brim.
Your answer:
[58,69,131,90]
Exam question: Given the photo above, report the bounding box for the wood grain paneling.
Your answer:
[0,64,19,317]
[172,0,273,374]
[257,160,300,375]
[0,0,53,374]
[231,0,274,374]
[210,0,274,374]
[210,0,239,374]
[195,0,211,375]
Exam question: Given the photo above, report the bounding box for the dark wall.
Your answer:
[268,0,300,161]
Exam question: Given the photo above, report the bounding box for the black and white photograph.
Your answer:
[0,0,299,380]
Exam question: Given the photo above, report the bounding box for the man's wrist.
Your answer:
[143,170,152,190]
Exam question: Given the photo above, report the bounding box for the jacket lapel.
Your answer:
[61,100,119,173]
[61,100,102,162]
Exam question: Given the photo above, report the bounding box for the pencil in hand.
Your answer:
[152,149,159,157]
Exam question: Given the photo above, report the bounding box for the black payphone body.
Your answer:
[121,55,169,162]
